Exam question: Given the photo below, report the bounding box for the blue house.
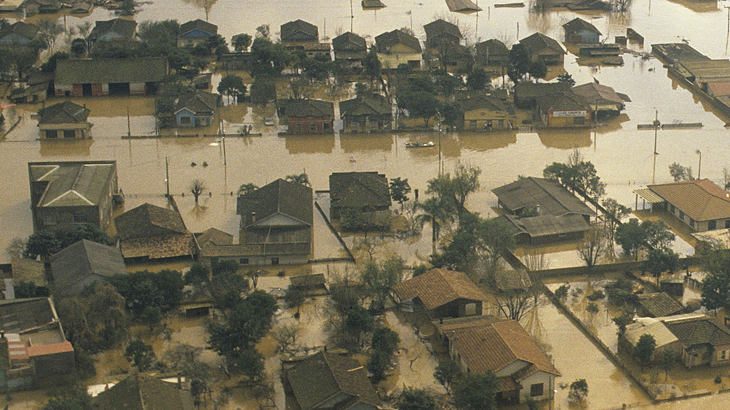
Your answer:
[562,18,601,44]
[174,90,221,127]
[177,19,218,48]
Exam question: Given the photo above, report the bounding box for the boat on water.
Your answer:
[405,141,435,148]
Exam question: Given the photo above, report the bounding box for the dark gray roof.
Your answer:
[332,32,366,52]
[520,32,566,55]
[562,18,601,36]
[290,273,326,289]
[29,161,116,208]
[424,19,462,40]
[637,293,685,318]
[281,19,318,42]
[37,101,90,125]
[492,177,596,217]
[179,19,218,36]
[362,0,386,9]
[665,316,730,347]
[375,29,422,53]
[87,18,137,42]
[95,374,196,410]
[330,172,391,210]
[286,351,381,410]
[50,240,126,295]
[497,213,590,239]
[236,178,313,227]
[536,90,590,111]
[339,94,392,117]
[55,57,168,85]
[174,90,219,115]
[458,95,515,115]
[514,82,570,99]
[283,99,334,118]
[476,39,509,57]
[0,21,39,41]
[115,203,188,240]
[0,297,55,334]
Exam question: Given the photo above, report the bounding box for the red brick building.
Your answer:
[278,99,334,135]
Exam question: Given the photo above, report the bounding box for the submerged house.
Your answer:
[571,82,629,119]
[393,268,485,319]
[329,171,391,220]
[0,21,38,47]
[177,19,218,48]
[458,94,516,131]
[278,99,334,135]
[332,31,367,70]
[437,316,560,404]
[562,17,601,44]
[339,93,392,133]
[35,101,92,140]
[87,18,137,50]
[280,19,330,59]
[476,39,509,68]
[95,373,196,410]
[49,239,126,297]
[115,203,197,262]
[520,32,566,66]
[54,57,168,97]
[173,90,221,128]
[638,179,730,232]
[375,29,422,70]
[535,90,592,128]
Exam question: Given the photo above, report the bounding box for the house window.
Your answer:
[469,120,477,129]
[180,116,192,125]
[669,204,675,213]
[72,214,88,223]
[296,124,302,133]
[46,130,58,139]
[721,350,728,360]
[574,117,585,125]
[63,130,75,138]
[486,120,493,128]
[530,383,544,397]
[709,220,717,230]
[323,122,329,131]
[310,123,316,132]
[679,210,685,220]
[239,258,249,265]
[271,257,280,265]
[498,119,504,128]
[690,218,695,228]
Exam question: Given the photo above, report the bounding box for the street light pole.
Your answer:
[696,149,702,179]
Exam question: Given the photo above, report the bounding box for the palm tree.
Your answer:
[237,183,259,196]
[415,196,454,253]
[285,173,310,186]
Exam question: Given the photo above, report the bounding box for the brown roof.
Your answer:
[27,341,73,357]
[439,317,560,376]
[95,373,196,410]
[637,293,685,318]
[115,203,188,240]
[120,233,197,260]
[648,179,730,222]
[195,228,233,247]
[393,268,484,310]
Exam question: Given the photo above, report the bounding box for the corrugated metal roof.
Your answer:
[634,188,664,204]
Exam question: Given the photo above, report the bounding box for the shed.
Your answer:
[49,239,126,297]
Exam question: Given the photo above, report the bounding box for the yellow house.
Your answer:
[460,95,516,130]
[375,29,422,70]
[536,90,591,128]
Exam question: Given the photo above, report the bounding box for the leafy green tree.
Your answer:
[25,224,111,260]
[218,75,247,103]
[605,277,637,307]
[658,348,677,382]
[398,89,440,128]
[184,263,210,285]
[642,220,675,250]
[426,164,481,221]
[137,20,180,51]
[125,340,156,372]
[434,359,463,394]
[250,76,277,104]
[669,163,694,181]
[24,230,61,260]
[453,372,498,410]
[284,287,306,317]
[363,48,382,84]
[70,38,87,57]
[615,219,645,260]
[14,281,48,298]
[507,44,530,83]
[140,306,162,330]
[209,261,249,311]
[237,183,259,196]
[397,387,437,410]
[42,387,92,410]
[612,313,632,338]
[286,173,310,186]
[367,349,391,382]
[232,33,252,51]
[543,151,606,199]
[633,334,656,369]
[557,73,576,86]
[477,216,516,275]
[568,379,588,404]
[248,37,293,78]
[116,0,138,15]
[361,256,405,311]
[390,177,411,208]
[701,248,730,311]
[344,306,374,349]
[602,198,631,254]
[466,68,489,90]
[642,248,679,285]
[527,61,548,80]
[40,51,69,73]
[109,270,184,315]
[440,101,463,129]
[371,327,400,356]
[434,71,462,97]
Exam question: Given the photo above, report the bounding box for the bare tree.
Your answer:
[523,247,548,271]
[496,290,536,321]
[6,237,26,259]
[273,322,302,353]
[190,179,206,203]
[578,224,608,268]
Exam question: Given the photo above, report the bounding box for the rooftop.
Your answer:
[393,268,485,310]
[88,18,137,41]
[648,179,730,222]
[492,177,596,217]
[55,57,168,86]
[375,29,422,53]
[37,101,90,125]
[29,161,116,208]
[236,178,313,228]
[179,19,218,36]
[329,171,391,210]
[520,32,566,55]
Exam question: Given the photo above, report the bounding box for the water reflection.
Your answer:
[458,131,517,151]
[39,139,94,156]
[340,133,394,152]
[283,134,335,154]
[666,0,719,13]
[537,128,592,149]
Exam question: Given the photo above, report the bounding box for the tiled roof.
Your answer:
[536,90,590,111]
[520,32,566,55]
[637,293,685,318]
[95,374,196,410]
[50,240,126,294]
[0,297,56,333]
[375,29,422,53]
[179,19,217,36]
[339,94,392,117]
[393,268,484,310]
[286,351,381,410]
[37,101,90,124]
[120,233,197,260]
[281,19,318,42]
[476,39,509,57]
[29,161,116,208]
[282,99,334,118]
[0,21,39,41]
[664,315,730,347]
[492,177,596,217]
[648,179,730,222]
[55,57,168,86]
[174,90,219,115]
[439,317,560,376]
[424,19,462,40]
[88,18,137,42]
[572,82,624,105]
[115,203,188,240]
[195,228,233,247]
[330,171,391,210]
[497,213,590,239]
[458,95,515,115]
[236,178,313,227]
[332,32,366,52]
[27,341,73,357]
[562,18,601,35]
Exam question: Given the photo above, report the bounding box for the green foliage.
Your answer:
[586,302,599,315]
[669,163,694,182]
[554,284,570,300]
[397,387,437,410]
[70,38,87,57]
[612,313,632,338]
[413,264,428,276]
[615,219,645,260]
[284,287,306,315]
[633,334,656,367]
[371,327,400,357]
[605,277,637,307]
[185,263,210,285]
[25,224,112,259]
[367,349,391,382]
[453,372,498,410]
[109,270,184,315]
[42,387,92,410]
[250,76,277,104]
[434,359,463,393]
[616,219,675,260]
[587,290,605,301]
[14,281,49,298]
[116,0,138,15]
[210,260,249,310]
[701,249,730,311]
[345,306,374,337]
[363,48,382,82]
[507,44,530,83]
[232,33,252,51]
[361,256,405,311]
[285,173,310,186]
[125,339,156,372]
[74,348,97,380]
[527,61,548,80]
[434,71,462,96]
[140,306,162,329]
[642,248,679,284]
[642,220,676,250]
[440,101,463,128]
[466,68,489,90]
[426,164,481,220]
[658,348,677,381]
[237,183,259,196]
[568,379,588,403]
[389,177,411,206]
[397,89,440,128]
[601,198,631,248]
[556,73,576,86]
[218,75,247,102]
[248,37,293,78]
[543,151,606,200]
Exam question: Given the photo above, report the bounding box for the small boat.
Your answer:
[406,141,435,148]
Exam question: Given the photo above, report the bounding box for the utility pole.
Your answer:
[350,0,354,32]
[165,157,170,197]
[653,109,660,155]
[222,136,227,165]
[696,149,702,179]
[126,106,131,137]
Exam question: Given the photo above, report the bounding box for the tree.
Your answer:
[507,44,530,83]
[110,269,184,315]
[286,173,310,186]
[605,277,637,307]
[398,89,440,128]
[190,179,206,203]
[701,248,730,311]
[125,340,156,372]
[453,372,498,410]
[284,287,306,317]
[426,164,481,220]
[642,248,679,285]
[217,75,247,103]
[255,24,270,39]
[543,150,606,199]
[371,327,400,357]
[633,334,656,368]
[250,76,277,104]
[25,224,112,260]
[42,387,92,410]
[397,387,437,410]
[527,61,548,80]
[248,37,292,78]
[669,163,694,181]
[615,219,645,260]
[658,348,676,382]
[568,379,589,404]
[232,33,252,51]
[602,198,631,255]
[140,306,162,330]
[363,48,382,85]
[434,359,463,394]
[390,177,411,208]
[367,349,391,382]
[362,256,405,311]
[14,281,48,298]
[24,230,61,260]
[237,183,259,196]
[642,220,675,250]
[466,68,489,90]
[40,51,69,73]
[578,224,607,268]
[344,306,374,350]
[70,38,87,57]
[117,0,138,15]
[184,262,210,285]
[434,72,462,97]
[476,216,517,275]
[36,19,62,49]
[557,73,576,86]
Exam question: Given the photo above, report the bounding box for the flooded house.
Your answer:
[423,19,468,69]
[424,19,462,49]
[571,82,629,120]
[0,297,75,390]
[636,292,685,318]
[519,32,566,66]
[375,29,422,70]
[28,160,119,233]
[173,90,221,128]
[329,171,391,220]
[278,99,334,135]
[512,81,570,109]
[637,179,730,232]
[280,19,331,60]
[54,57,168,97]
[283,351,381,410]
[458,94,516,131]
[177,19,218,48]
[200,178,313,266]
[0,21,38,47]
[9,72,53,104]
[86,18,137,51]
[21,0,61,14]
[476,39,510,69]
[393,268,485,319]
[535,90,592,128]
[437,316,560,404]
[94,373,195,410]
[562,17,601,44]
[332,32,368,71]
[339,93,392,133]
[492,176,595,243]
[34,101,92,140]
[114,203,198,262]
[49,239,126,297]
